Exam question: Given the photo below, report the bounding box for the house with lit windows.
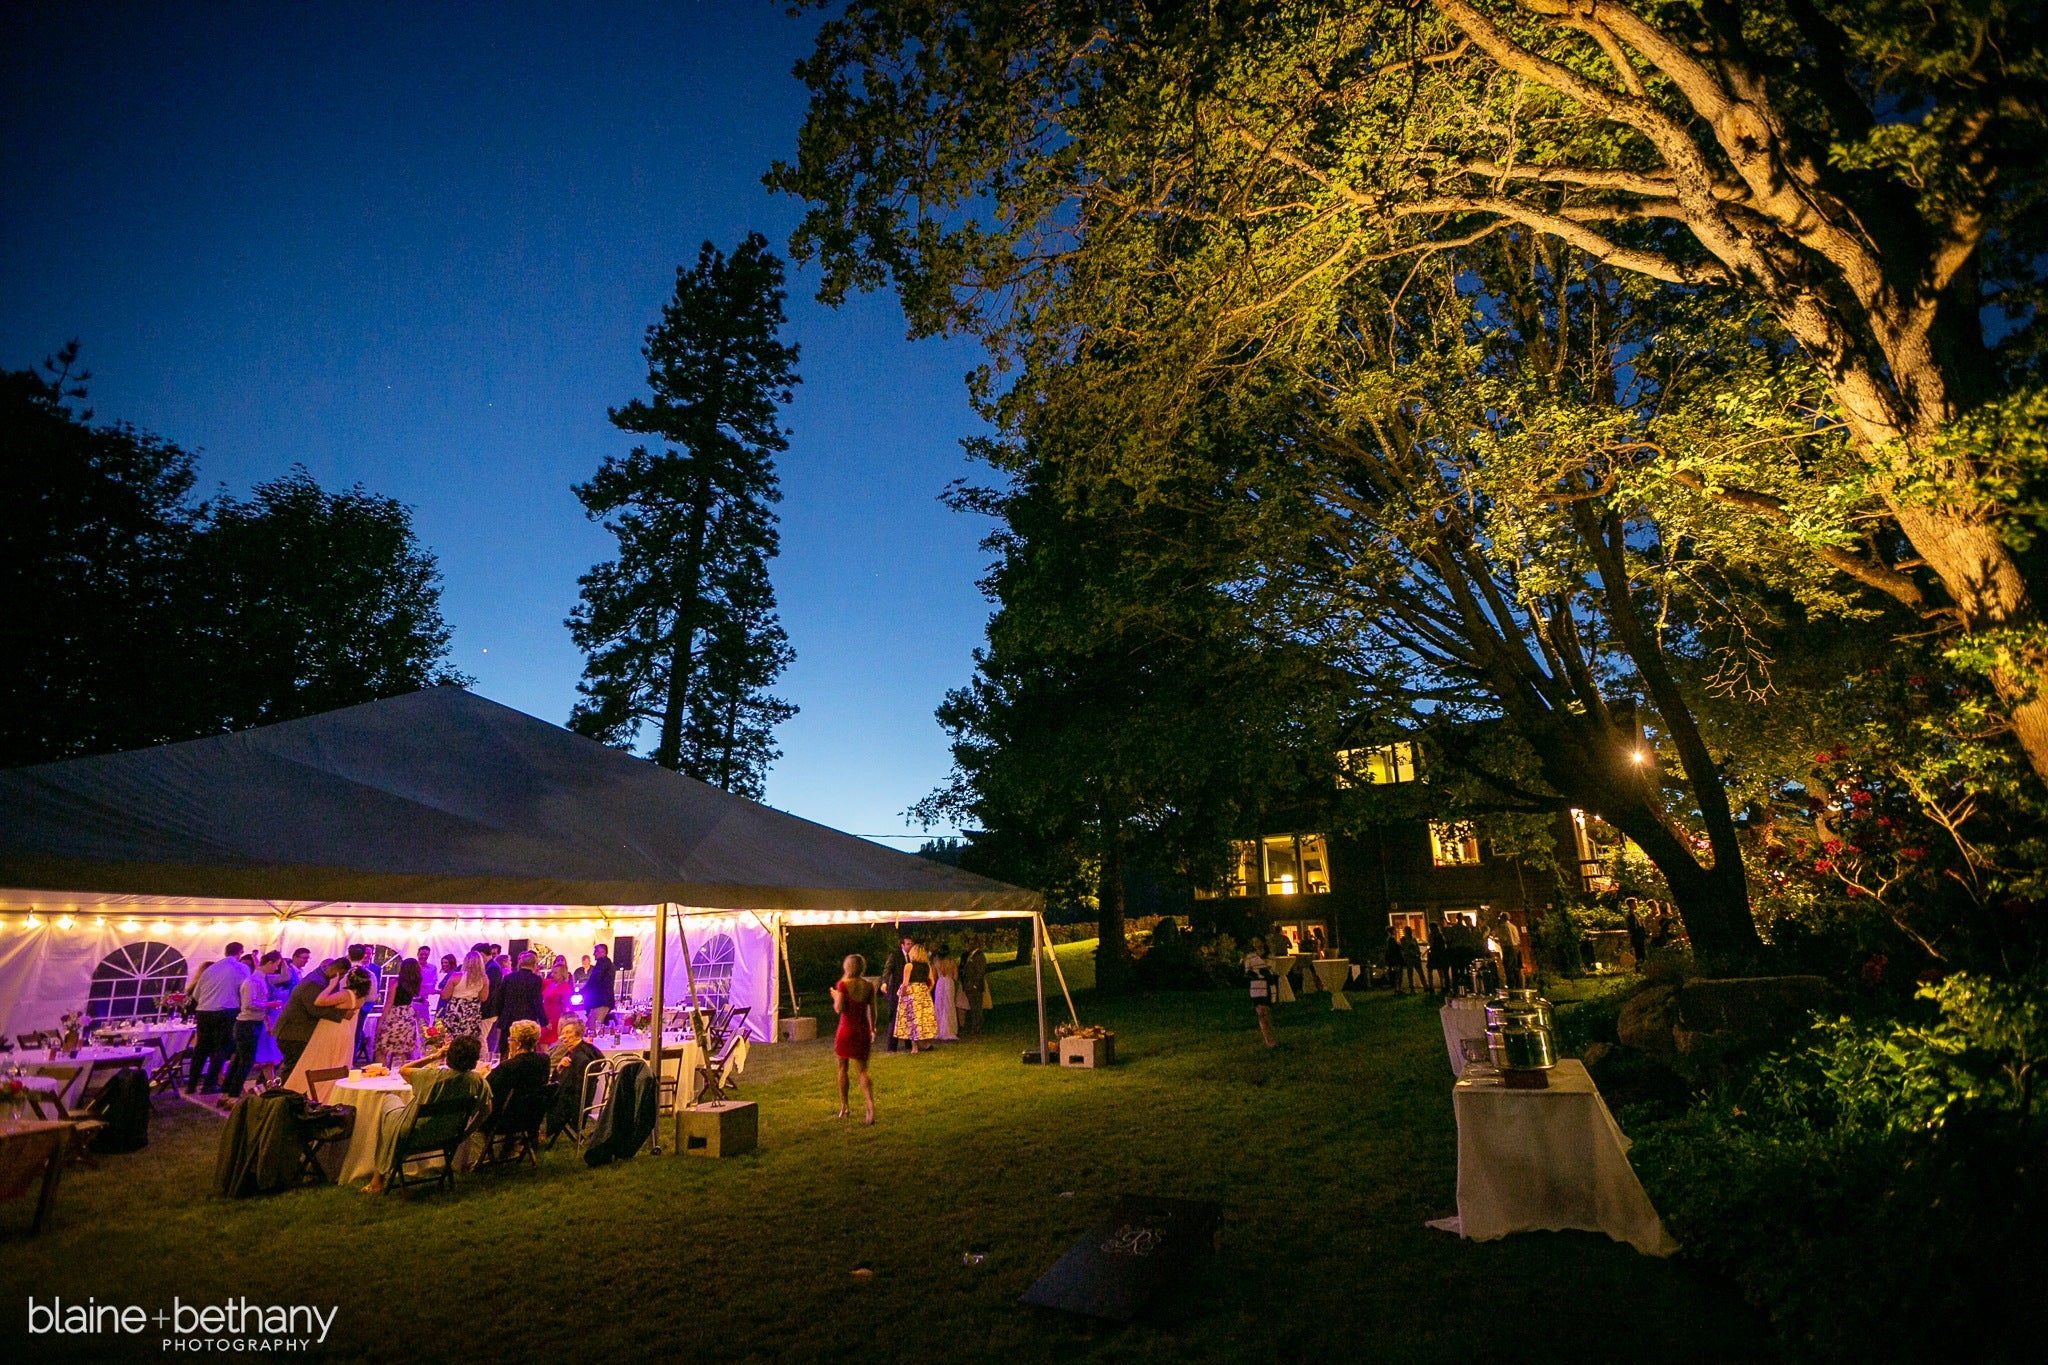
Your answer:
[1191,738,1619,974]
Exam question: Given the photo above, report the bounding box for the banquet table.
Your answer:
[1312,958,1353,1010]
[326,1073,415,1184]
[0,1119,73,1234]
[1427,1059,1678,1257]
[1439,997,1491,1078]
[27,1048,155,1109]
[599,1034,712,1105]
[92,1023,196,1066]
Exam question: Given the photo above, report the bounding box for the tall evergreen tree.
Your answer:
[568,233,799,790]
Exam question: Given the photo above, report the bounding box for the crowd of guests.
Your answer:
[180,936,629,1193]
[178,939,622,1111]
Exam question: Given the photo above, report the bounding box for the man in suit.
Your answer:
[582,943,617,1030]
[273,958,351,1082]
[492,952,548,1056]
[880,935,912,1052]
[959,936,988,1035]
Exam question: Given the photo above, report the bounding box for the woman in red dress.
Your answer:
[831,954,877,1124]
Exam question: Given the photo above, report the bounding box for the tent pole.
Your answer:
[649,902,668,1154]
[781,919,800,1013]
[1040,913,1080,1027]
[1033,912,1048,1064]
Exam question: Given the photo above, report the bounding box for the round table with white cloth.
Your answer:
[1426,1058,1678,1257]
[325,1073,414,1184]
[1312,958,1353,1010]
[1439,997,1491,1078]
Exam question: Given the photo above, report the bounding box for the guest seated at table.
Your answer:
[487,1020,551,1120]
[544,1018,603,1140]
[365,1034,492,1193]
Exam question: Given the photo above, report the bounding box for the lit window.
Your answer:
[1299,834,1331,893]
[87,942,190,1021]
[1430,821,1482,867]
[1263,834,1332,895]
[1337,742,1417,788]
[1263,835,1300,895]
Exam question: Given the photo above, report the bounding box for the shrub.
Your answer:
[1632,971,2048,1360]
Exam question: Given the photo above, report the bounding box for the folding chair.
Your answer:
[27,1066,107,1164]
[302,1066,349,1105]
[571,1060,620,1149]
[151,1047,192,1097]
[387,1097,483,1193]
[478,1083,555,1170]
[695,1030,748,1106]
[295,1099,356,1186]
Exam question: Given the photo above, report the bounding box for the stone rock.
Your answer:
[1579,1041,1613,1068]
[1676,975,1832,1049]
[1615,982,1681,1057]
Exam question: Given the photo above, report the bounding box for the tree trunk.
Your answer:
[1095,833,1135,993]
[652,467,717,772]
[1890,502,2048,779]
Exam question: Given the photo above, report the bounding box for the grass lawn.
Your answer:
[1,969,1773,1364]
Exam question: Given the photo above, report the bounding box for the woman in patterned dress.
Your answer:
[437,951,489,1043]
[891,944,939,1053]
[373,957,423,1066]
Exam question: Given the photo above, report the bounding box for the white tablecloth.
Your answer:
[94,1024,196,1065]
[326,1074,414,1183]
[1439,998,1491,1078]
[1429,1059,1677,1257]
[26,1048,156,1108]
[12,1075,66,1119]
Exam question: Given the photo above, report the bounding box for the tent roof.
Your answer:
[0,687,1039,917]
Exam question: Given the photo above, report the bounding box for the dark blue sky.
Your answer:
[1,2,993,844]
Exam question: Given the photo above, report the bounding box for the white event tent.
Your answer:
[0,686,1063,1059]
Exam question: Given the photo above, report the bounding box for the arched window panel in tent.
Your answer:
[87,942,190,1021]
[687,932,737,1012]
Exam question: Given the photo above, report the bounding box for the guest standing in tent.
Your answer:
[437,951,489,1043]
[220,950,283,1107]
[959,936,988,1035]
[831,954,876,1124]
[189,944,252,1094]
[414,946,439,1026]
[492,952,548,1057]
[582,943,617,1030]
[283,967,372,1098]
[373,957,423,1067]
[892,944,938,1053]
[931,941,960,1042]
[878,936,911,1052]
[540,958,574,1045]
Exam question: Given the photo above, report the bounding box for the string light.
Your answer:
[119,918,139,933]
[56,914,74,930]
[26,912,41,930]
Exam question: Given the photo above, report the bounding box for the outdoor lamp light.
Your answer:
[1632,750,1649,764]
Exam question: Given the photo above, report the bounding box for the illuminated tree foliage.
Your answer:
[773,0,2048,785]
